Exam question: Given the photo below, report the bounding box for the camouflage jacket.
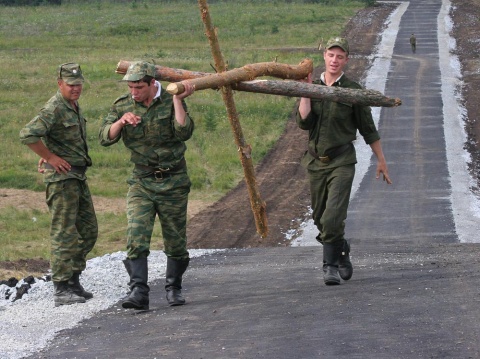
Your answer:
[19,90,91,182]
[99,84,194,176]
[296,74,380,170]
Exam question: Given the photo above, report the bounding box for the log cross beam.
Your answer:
[115,61,401,108]
[166,59,313,95]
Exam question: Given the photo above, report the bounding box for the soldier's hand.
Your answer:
[120,112,142,127]
[175,81,195,100]
[299,72,313,84]
[37,158,46,174]
[45,155,71,174]
[376,165,392,185]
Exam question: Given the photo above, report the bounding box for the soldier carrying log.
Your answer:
[296,37,393,286]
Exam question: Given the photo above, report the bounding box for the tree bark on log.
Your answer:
[116,60,206,81]
[233,80,401,107]
[198,0,268,238]
[165,59,313,95]
[116,60,401,107]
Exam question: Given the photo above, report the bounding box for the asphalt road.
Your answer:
[32,244,480,359]
[347,0,457,246]
[31,1,480,358]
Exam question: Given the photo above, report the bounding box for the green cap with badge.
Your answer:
[57,63,84,85]
[122,61,156,81]
[325,37,349,55]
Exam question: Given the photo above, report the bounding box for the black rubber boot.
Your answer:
[339,240,353,281]
[122,259,134,298]
[323,243,341,285]
[165,257,189,306]
[122,257,149,310]
[69,272,93,300]
[54,281,86,307]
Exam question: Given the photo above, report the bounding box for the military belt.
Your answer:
[44,163,87,174]
[135,157,186,180]
[309,143,352,163]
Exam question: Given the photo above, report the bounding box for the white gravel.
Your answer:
[0,249,222,359]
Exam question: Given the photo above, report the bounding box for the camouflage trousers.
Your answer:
[46,179,98,282]
[126,173,191,261]
[308,164,355,245]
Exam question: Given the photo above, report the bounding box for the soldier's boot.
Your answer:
[165,257,189,306]
[68,272,93,300]
[122,257,149,310]
[323,243,341,286]
[121,259,134,299]
[339,240,353,281]
[54,281,86,307]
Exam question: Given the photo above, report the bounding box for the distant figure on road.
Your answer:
[19,63,98,307]
[410,33,417,53]
[99,61,196,310]
[296,37,392,286]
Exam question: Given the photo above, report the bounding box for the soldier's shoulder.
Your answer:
[341,76,362,89]
[113,93,131,105]
[42,94,67,114]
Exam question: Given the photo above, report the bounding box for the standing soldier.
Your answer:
[99,61,196,310]
[410,33,417,53]
[20,63,98,306]
[297,38,392,285]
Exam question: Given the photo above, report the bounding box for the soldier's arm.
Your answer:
[27,141,70,174]
[298,73,313,119]
[369,140,392,185]
[172,80,195,126]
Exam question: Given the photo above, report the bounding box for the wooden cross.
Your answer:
[115,0,400,238]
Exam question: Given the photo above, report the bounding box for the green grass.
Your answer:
[0,0,367,265]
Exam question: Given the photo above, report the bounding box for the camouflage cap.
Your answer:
[58,63,84,85]
[122,61,156,81]
[325,37,349,55]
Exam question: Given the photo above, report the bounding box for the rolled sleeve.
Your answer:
[173,113,194,141]
[19,116,48,145]
[362,130,380,145]
[295,107,315,130]
[355,105,380,145]
[99,122,121,146]
[99,111,122,146]
[20,134,42,145]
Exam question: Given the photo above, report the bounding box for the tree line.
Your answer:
[1,0,376,6]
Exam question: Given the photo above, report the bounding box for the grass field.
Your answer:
[0,0,367,271]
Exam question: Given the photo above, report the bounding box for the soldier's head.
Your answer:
[123,61,158,104]
[323,37,349,77]
[324,37,349,56]
[57,63,84,102]
[57,62,84,85]
[122,61,156,86]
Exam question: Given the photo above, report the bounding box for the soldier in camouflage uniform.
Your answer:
[297,38,392,286]
[99,61,196,310]
[19,63,98,307]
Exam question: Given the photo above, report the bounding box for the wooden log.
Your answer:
[198,0,268,238]
[233,80,402,107]
[166,59,313,95]
[116,60,206,82]
[115,61,401,107]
